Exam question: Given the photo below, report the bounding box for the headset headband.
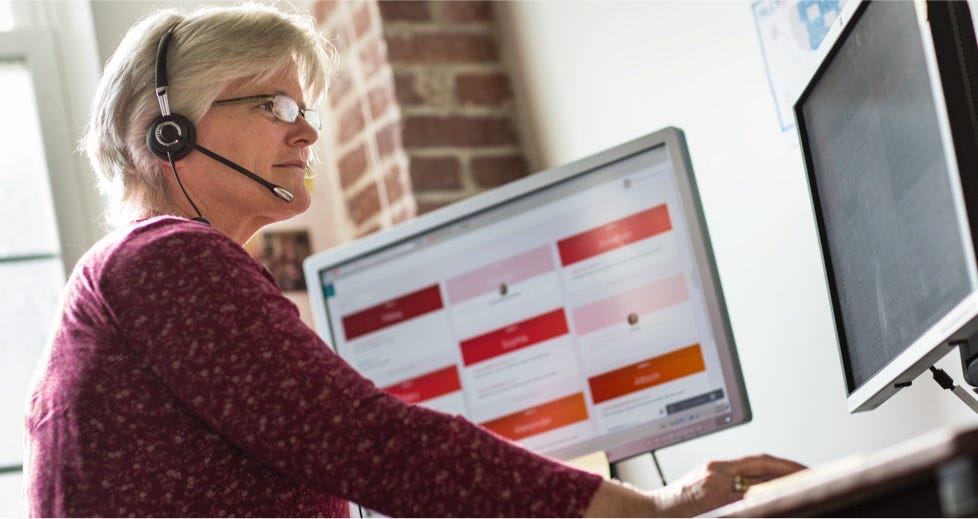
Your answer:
[154,25,178,117]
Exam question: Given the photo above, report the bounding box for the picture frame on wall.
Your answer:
[247,229,312,292]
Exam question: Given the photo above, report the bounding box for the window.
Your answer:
[0,1,13,31]
[0,9,102,513]
[0,62,65,457]
[0,36,65,518]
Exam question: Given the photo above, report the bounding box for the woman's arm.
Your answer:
[108,220,804,517]
[106,220,602,517]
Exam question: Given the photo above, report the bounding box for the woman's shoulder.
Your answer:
[131,214,225,237]
[125,215,229,247]
[106,215,229,251]
[69,216,279,301]
[88,216,254,277]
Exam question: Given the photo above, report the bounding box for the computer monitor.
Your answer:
[794,0,978,412]
[304,127,751,462]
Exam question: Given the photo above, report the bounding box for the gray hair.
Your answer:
[83,3,335,228]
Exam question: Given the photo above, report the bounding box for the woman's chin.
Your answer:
[284,184,312,214]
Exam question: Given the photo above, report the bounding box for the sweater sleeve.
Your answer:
[101,219,603,517]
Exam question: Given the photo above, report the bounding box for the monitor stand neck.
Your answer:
[609,450,669,488]
[952,334,978,387]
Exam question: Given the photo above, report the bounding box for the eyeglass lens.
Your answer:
[272,95,320,131]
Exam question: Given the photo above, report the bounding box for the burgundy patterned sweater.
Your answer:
[25,216,602,517]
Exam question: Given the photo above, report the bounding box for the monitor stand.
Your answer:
[899,338,978,415]
[609,450,669,488]
[923,334,978,415]
[953,331,978,388]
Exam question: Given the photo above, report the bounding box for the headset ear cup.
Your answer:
[146,113,195,160]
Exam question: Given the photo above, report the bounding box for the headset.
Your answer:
[145,25,296,224]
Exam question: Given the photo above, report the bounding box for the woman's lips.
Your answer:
[275,161,307,171]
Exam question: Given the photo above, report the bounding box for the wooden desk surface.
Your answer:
[703,425,978,517]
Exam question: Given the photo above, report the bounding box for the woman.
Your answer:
[25,4,803,517]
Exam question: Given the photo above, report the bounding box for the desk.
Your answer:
[703,425,978,517]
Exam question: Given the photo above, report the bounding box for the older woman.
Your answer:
[25,3,803,517]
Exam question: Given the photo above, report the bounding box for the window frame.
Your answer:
[0,29,101,274]
[0,1,103,483]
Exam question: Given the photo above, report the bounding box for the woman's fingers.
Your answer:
[710,454,807,479]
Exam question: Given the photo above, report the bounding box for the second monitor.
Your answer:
[795,0,978,412]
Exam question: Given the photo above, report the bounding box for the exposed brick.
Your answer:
[338,144,368,189]
[416,199,453,215]
[339,102,365,144]
[353,3,374,38]
[410,156,462,190]
[360,36,389,80]
[455,72,512,106]
[355,222,383,238]
[406,70,453,108]
[325,30,347,54]
[471,155,528,187]
[392,208,413,225]
[384,165,407,203]
[348,183,382,225]
[378,0,431,21]
[368,83,394,120]
[386,33,497,64]
[333,22,356,53]
[376,122,402,159]
[403,115,517,147]
[328,72,353,108]
[312,0,338,24]
[439,1,492,23]
[319,0,529,235]
[393,72,425,106]
[392,204,417,224]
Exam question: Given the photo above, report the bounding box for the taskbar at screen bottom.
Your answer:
[536,394,736,463]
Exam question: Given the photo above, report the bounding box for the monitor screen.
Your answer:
[795,0,978,411]
[304,127,750,462]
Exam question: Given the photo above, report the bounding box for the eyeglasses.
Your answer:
[212,94,321,132]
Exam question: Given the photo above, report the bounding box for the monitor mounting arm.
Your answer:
[952,333,978,388]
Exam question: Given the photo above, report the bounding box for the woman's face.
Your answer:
[176,66,319,236]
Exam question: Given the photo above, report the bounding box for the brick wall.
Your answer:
[314,0,415,238]
[313,0,529,231]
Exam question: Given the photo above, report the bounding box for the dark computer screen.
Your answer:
[796,0,978,410]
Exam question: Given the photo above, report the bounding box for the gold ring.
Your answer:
[732,474,751,493]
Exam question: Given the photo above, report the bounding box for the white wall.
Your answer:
[494,0,978,488]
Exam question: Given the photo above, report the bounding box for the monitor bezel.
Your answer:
[793,0,978,412]
[303,127,752,461]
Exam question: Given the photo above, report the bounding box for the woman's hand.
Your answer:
[649,454,807,516]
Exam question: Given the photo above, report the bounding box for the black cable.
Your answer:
[929,365,978,414]
[610,452,669,487]
[168,154,208,223]
[931,365,955,390]
[651,450,668,487]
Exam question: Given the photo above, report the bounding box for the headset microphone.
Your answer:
[191,144,295,202]
[145,25,294,224]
